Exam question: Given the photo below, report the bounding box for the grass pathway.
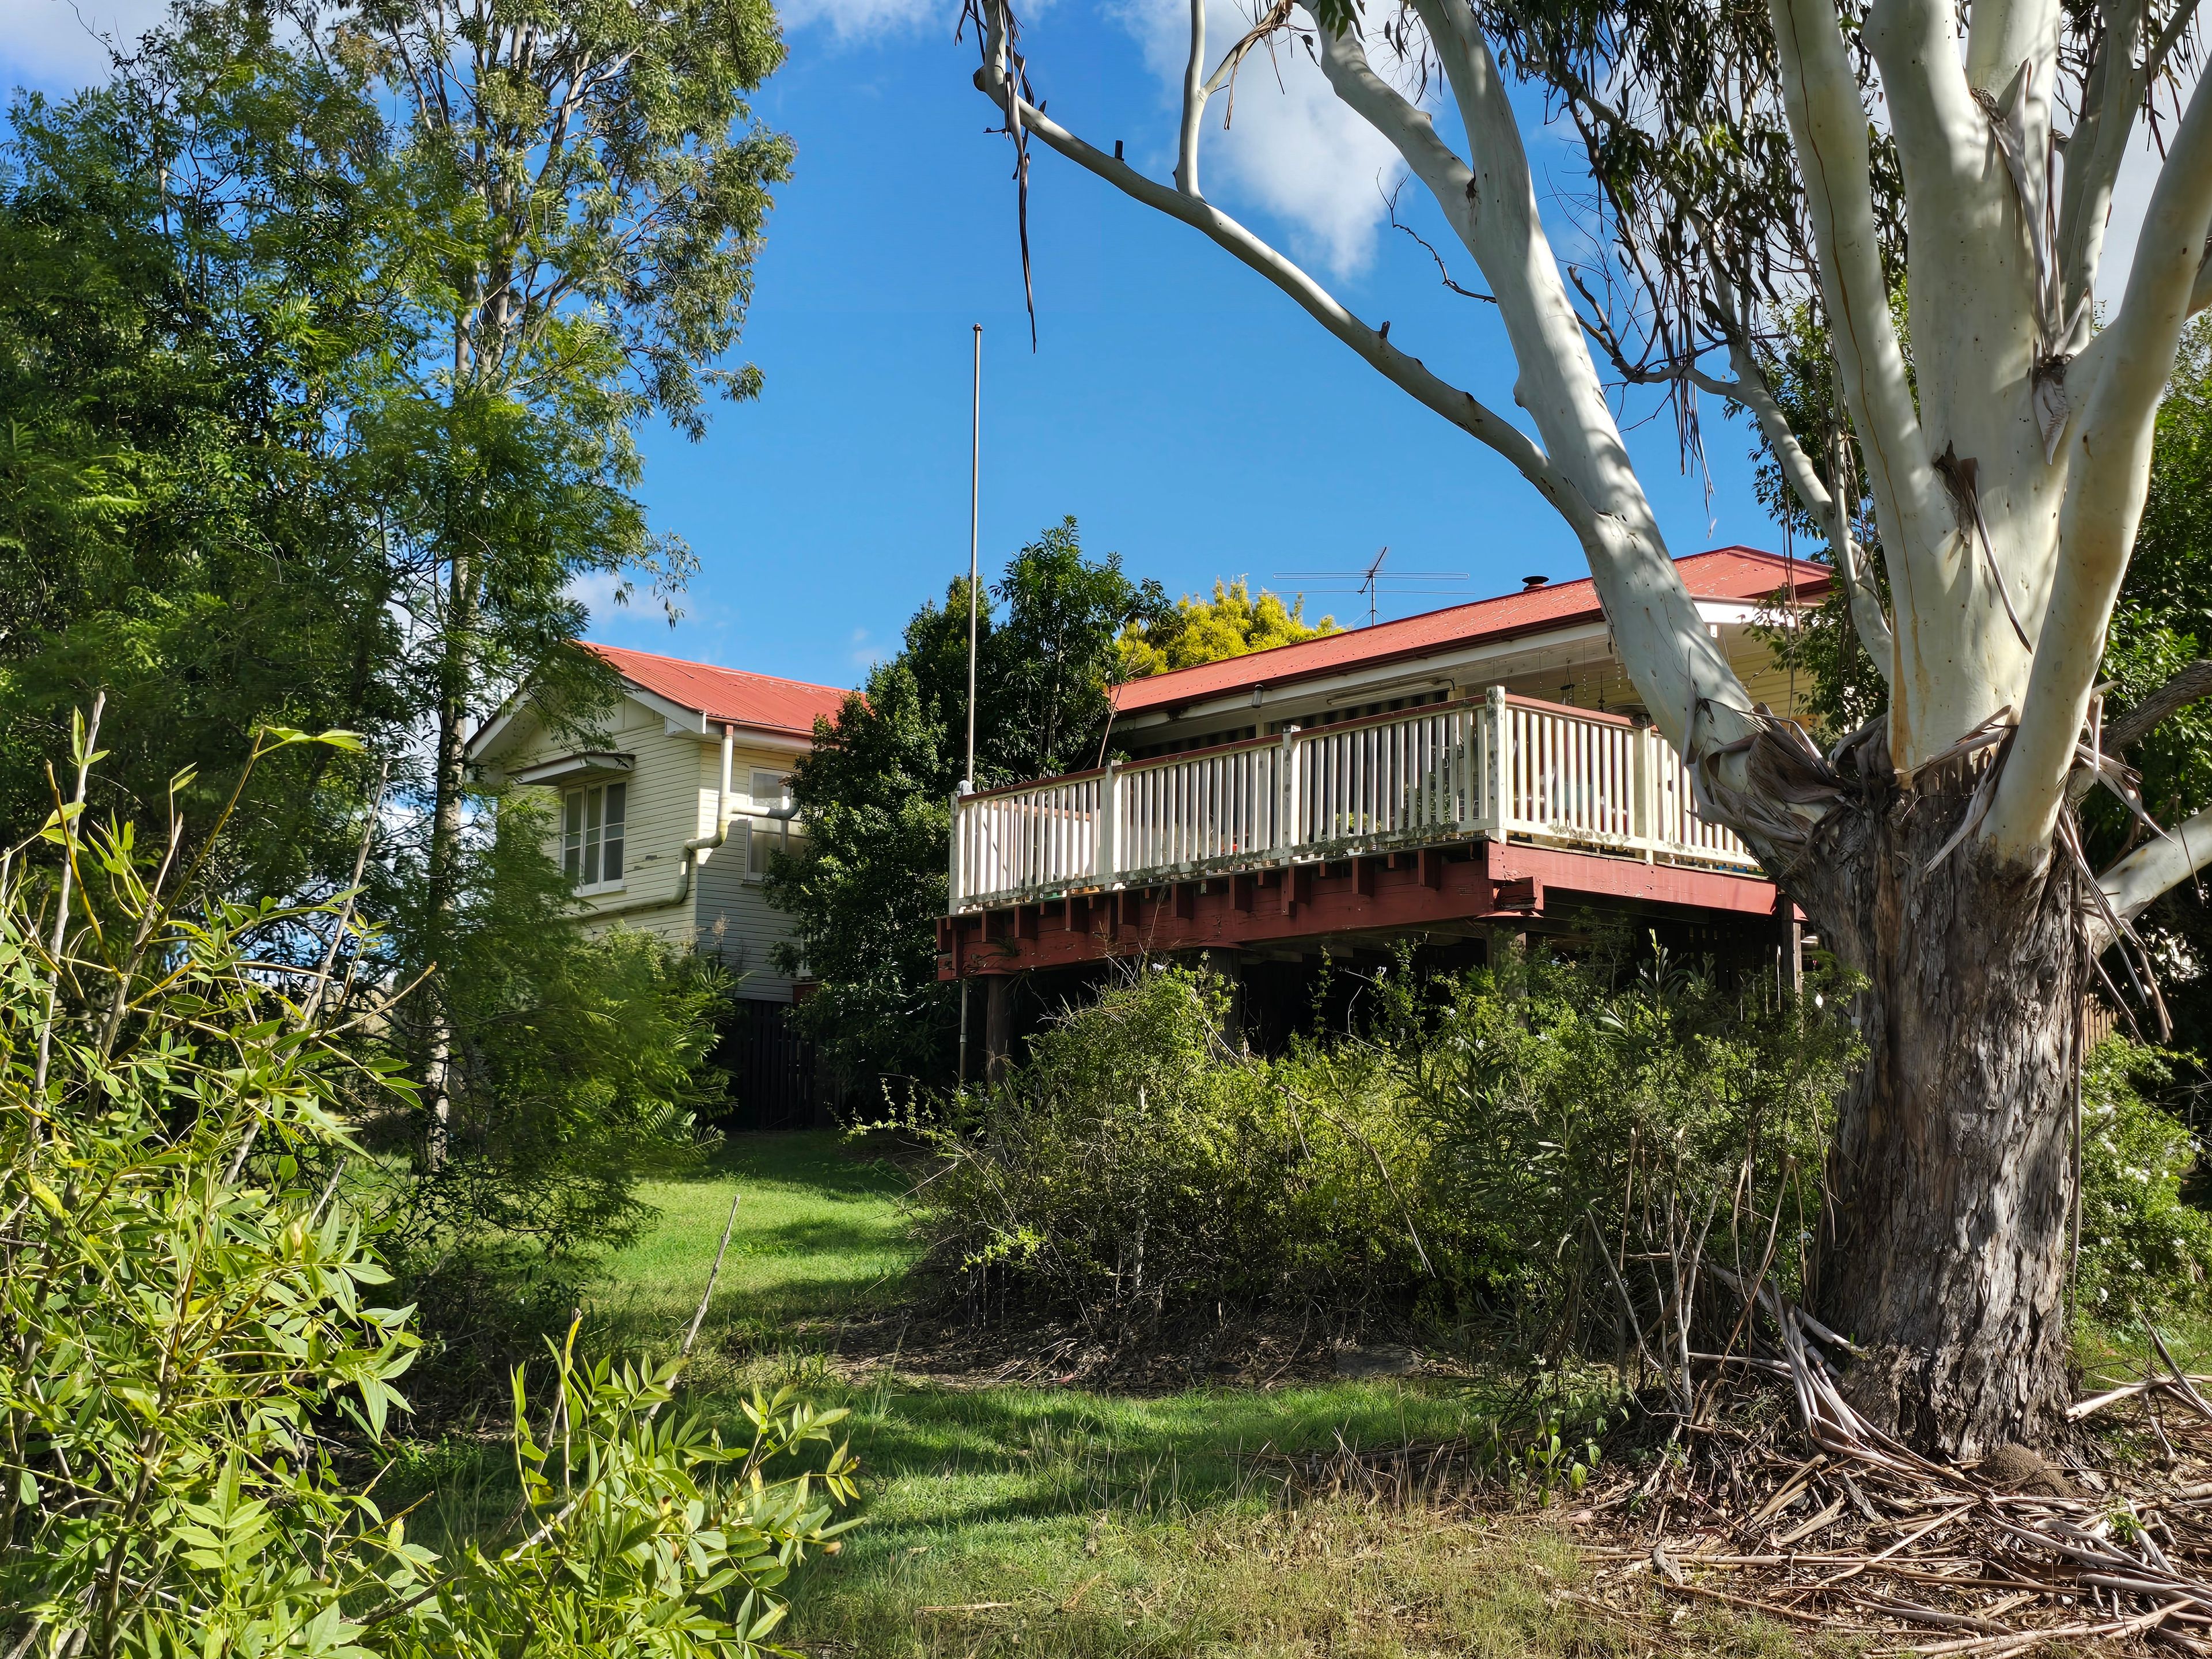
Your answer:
[591,1132,1798,1658]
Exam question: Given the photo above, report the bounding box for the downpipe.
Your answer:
[587,724,734,921]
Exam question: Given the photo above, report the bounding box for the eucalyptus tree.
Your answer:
[959,0,2212,1450]
[143,0,793,1127]
[320,0,794,922]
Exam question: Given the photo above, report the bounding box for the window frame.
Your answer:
[560,780,627,893]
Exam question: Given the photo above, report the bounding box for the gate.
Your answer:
[715,998,823,1131]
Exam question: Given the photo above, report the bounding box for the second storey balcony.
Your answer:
[950,685,1758,919]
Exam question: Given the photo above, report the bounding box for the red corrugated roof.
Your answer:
[589,642,849,738]
[1113,546,1827,716]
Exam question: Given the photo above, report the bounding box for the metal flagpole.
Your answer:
[965,323,982,791]
[959,324,981,1086]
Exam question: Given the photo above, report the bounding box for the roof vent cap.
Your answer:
[1521,574,1550,590]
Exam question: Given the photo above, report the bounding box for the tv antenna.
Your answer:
[1273,547,1470,628]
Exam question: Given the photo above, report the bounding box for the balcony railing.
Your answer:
[949,687,1758,913]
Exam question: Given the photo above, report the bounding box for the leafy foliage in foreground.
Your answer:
[0,722,853,1658]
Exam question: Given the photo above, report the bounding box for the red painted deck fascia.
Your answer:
[936,838,1786,979]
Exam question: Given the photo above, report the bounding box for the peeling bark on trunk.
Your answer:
[1785,749,2084,1457]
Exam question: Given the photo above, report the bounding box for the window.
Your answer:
[749,819,775,879]
[749,768,790,807]
[561,782,626,888]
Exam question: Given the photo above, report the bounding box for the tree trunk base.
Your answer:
[1772,742,2086,1459]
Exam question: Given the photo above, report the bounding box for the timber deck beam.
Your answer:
[936,836,1783,979]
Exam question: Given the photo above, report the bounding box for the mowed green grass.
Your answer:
[593,1130,913,1357]
[584,1131,1803,1658]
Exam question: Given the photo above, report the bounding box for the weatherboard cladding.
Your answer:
[489,686,809,997]
[1110,547,1829,717]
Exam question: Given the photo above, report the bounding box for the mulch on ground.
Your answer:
[1279,1336,2212,1654]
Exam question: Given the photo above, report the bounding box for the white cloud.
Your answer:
[778,0,946,41]
[0,0,167,88]
[2095,59,2203,307]
[565,570,628,622]
[1111,0,1407,275]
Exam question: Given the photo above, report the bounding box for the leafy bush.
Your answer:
[912,965,1433,1336]
[1,721,853,1658]
[2077,1036,2212,1325]
[370,797,730,1399]
[918,946,2212,1370]
[912,945,1862,1357]
[381,796,725,1255]
[1395,945,1858,1353]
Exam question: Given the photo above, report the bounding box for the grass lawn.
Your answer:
[575,1131,1805,1658]
[594,1130,914,1357]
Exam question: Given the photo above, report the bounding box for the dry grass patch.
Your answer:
[794,1498,1818,1658]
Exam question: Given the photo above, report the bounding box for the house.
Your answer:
[938,546,1829,1063]
[468,642,848,1004]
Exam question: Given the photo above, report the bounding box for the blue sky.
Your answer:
[600,7,1788,689]
[0,0,2177,694]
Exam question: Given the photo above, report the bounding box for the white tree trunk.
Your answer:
[965,0,2212,1448]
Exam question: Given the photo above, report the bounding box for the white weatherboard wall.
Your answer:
[692,739,808,1002]
[491,693,809,999]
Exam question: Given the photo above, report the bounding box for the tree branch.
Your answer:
[2100,804,2212,922]
[1765,0,1940,563]
[1317,0,1759,755]
[967,47,1588,524]
[1176,0,1206,198]
[1866,0,1989,215]
[2106,660,2212,752]
[1385,182,1497,302]
[2056,0,2157,317]
[1726,338,1897,680]
[1988,66,2212,857]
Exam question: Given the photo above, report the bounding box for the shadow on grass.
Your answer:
[592,1271,914,1358]
[690,1367,1535,1545]
[675,1129,915,1203]
[728,1213,912,1259]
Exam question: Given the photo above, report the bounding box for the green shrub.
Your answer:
[912,964,1434,1336]
[369,796,732,1403]
[914,945,2212,1369]
[911,945,1862,1355]
[1,721,854,1658]
[2077,1036,2212,1325]
[377,796,726,1258]
[1396,945,1859,1352]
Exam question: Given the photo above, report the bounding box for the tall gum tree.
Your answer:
[144,0,793,1143]
[960,0,2212,1452]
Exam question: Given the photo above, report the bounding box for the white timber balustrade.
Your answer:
[949,690,1756,912]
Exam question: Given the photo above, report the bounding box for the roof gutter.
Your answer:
[580,722,735,922]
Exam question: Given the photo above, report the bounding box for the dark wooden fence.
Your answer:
[714,998,825,1131]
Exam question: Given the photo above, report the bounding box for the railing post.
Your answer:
[1483,685,1510,836]
[1455,704,1476,833]
[1277,726,1302,854]
[1629,725,1649,855]
[1095,763,1122,882]
[1641,727,1662,861]
[948,786,968,910]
